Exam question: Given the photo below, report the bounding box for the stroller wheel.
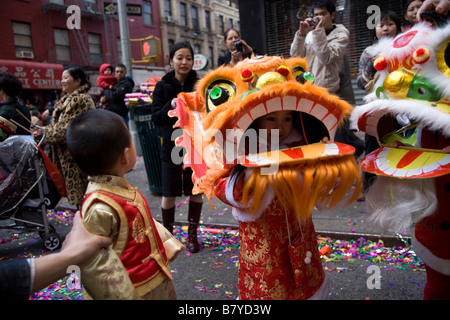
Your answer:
[39,225,56,239]
[43,232,62,251]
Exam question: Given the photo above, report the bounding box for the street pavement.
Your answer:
[0,155,427,301]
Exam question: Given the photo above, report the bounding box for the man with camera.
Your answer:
[290,0,349,95]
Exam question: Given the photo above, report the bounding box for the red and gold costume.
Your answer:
[80,175,175,300]
[214,168,328,299]
[351,22,450,299]
[170,56,362,299]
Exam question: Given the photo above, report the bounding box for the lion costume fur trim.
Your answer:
[236,153,361,222]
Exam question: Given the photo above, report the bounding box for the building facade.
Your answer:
[0,0,163,103]
[159,0,240,69]
[0,0,241,105]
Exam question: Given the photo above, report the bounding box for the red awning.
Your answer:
[0,59,64,90]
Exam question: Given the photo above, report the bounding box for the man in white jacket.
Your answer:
[290,0,349,94]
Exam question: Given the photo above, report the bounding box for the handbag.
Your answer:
[153,219,185,264]
[285,208,317,288]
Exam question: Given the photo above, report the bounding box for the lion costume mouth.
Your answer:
[351,22,450,179]
[191,56,355,166]
[353,99,450,178]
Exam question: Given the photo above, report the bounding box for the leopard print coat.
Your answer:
[44,83,95,206]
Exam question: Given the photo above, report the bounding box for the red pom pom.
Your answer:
[241,69,254,82]
[413,47,430,64]
[277,66,290,77]
[373,57,387,71]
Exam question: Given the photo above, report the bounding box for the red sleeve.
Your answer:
[213,169,245,207]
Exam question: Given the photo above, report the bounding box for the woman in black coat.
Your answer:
[151,42,203,253]
[0,73,30,141]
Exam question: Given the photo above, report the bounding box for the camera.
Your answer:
[308,17,319,27]
[234,40,244,52]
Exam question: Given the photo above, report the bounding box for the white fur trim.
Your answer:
[351,99,450,139]
[225,168,275,222]
[412,233,450,276]
[308,274,330,300]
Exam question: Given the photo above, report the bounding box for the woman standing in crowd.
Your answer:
[217,28,253,67]
[33,68,95,207]
[151,42,203,253]
[403,0,424,30]
[0,73,30,141]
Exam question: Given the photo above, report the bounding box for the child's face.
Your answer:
[104,67,112,76]
[254,111,293,144]
[375,17,398,40]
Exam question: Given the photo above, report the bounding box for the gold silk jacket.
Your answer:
[80,175,175,300]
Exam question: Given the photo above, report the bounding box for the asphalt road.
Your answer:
[170,239,426,301]
[0,215,426,301]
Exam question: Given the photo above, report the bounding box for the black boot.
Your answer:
[188,201,202,253]
[161,207,175,235]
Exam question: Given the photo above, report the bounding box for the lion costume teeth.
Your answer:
[169,55,362,220]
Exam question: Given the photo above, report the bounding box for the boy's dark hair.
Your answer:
[116,63,127,71]
[67,109,131,176]
[311,0,336,15]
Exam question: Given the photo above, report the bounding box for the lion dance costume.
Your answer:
[351,22,450,300]
[170,55,362,299]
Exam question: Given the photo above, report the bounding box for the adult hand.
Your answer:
[298,19,316,36]
[240,39,253,55]
[32,129,43,141]
[417,0,450,20]
[230,50,244,66]
[31,211,112,292]
[60,211,112,266]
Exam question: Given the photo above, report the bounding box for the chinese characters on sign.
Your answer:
[0,60,63,90]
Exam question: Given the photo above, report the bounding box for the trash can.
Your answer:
[129,104,163,194]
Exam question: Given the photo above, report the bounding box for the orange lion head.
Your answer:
[170,55,361,220]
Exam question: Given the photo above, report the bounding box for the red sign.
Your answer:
[0,59,63,90]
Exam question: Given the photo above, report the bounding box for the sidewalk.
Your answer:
[124,156,412,247]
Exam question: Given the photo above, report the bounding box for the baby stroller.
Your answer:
[0,128,65,251]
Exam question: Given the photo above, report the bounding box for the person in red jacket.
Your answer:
[97,63,117,90]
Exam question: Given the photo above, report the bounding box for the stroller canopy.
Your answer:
[0,135,38,214]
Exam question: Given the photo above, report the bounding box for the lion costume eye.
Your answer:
[407,75,443,102]
[292,65,314,84]
[205,79,236,111]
